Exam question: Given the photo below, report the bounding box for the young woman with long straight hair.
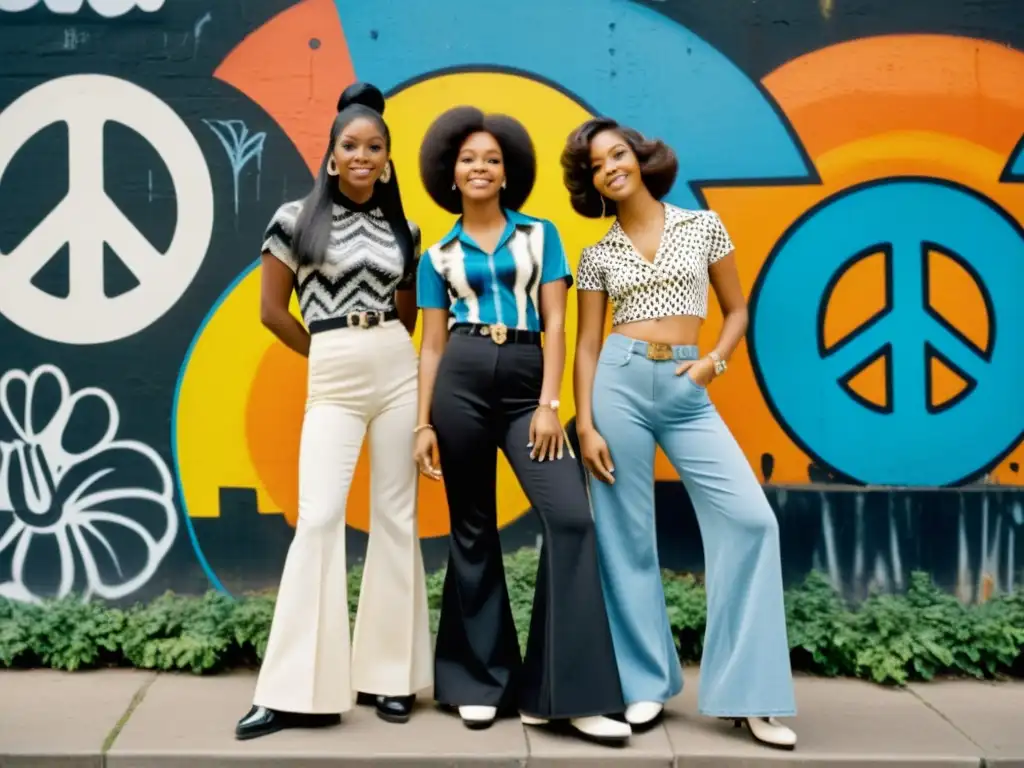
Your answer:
[412,106,630,746]
[561,117,798,750]
[235,82,432,740]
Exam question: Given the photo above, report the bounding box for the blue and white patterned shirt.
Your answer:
[416,210,573,332]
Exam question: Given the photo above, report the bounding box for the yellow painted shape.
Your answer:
[175,266,303,518]
[821,250,888,353]
[930,354,970,410]
[845,355,888,410]
[926,248,990,355]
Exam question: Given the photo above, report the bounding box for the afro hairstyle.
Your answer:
[419,106,536,214]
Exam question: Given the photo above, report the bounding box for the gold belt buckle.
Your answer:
[481,323,508,345]
[646,342,673,361]
[347,311,379,329]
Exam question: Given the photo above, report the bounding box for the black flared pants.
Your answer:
[431,330,625,719]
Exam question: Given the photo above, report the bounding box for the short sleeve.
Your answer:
[539,219,573,289]
[575,247,605,292]
[261,201,301,272]
[396,219,422,291]
[707,210,735,265]
[416,247,450,310]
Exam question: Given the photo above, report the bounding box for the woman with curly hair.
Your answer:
[234,83,432,740]
[412,106,629,745]
[560,117,798,750]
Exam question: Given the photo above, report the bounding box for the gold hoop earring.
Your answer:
[501,179,507,190]
[600,196,607,217]
[327,157,339,176]
[380,162,392,184]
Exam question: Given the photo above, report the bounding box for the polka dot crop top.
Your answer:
[575,204,735,325]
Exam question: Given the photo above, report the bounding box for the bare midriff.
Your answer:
[611,314,704,347]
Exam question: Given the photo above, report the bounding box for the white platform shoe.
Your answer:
[521,713,631,745]
[624,701,664,729]
[734,716,797,750]
[458,705,497,729]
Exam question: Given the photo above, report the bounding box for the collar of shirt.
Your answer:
[599,203,697,251]
[438,208,534,253]
[329,183,381,215]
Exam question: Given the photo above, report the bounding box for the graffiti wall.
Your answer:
[1,0,1022,604]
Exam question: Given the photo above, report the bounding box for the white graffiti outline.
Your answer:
[0,364,178,603]
[0,0,165,17]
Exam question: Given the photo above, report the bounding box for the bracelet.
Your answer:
[413,424,435,434]
[708,350,728,377]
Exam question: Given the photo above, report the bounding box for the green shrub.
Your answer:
[846,573,1024,684]
[0,596,125,671]
[784,571,856,678]
[121,591,237,673]
[0,548,1021,686]
[662,571,706,661]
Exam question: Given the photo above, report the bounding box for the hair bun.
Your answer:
[337,82,386,115]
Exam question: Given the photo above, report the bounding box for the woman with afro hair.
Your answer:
[412,106,630,745]
[560,117,798,750]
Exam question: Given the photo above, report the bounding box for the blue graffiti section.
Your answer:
[202,119,266,216]
[750,178,1024,487]
[334,0,811,208]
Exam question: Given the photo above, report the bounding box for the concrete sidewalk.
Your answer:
[0,668,1021,767]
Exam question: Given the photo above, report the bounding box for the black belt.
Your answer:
[451,322,541,346]
[308,309,399,334]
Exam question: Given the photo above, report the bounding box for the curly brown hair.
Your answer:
[419,106,536,214]
[560,117,678,218]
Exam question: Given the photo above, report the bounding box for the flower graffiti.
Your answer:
[0,364,178,602]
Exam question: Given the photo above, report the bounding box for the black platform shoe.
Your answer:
[356,691,415,724]
[234,705,341,740]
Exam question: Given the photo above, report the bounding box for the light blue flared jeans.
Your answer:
[589,333,796,717]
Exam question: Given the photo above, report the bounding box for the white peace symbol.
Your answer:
[0,74,214,345]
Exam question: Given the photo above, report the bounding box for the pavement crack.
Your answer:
[907,685,986,755]
[101,672,157,754]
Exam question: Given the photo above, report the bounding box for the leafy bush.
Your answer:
[1,548,1022,685]
[662,571,706,661]
[846,573,1024,684]
[784,571,857,677]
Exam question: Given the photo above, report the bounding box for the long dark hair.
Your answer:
[291,82,415,281]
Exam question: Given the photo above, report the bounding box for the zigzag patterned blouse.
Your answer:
[261,188,420,333]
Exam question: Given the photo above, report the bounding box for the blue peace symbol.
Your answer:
[749,177,1024,486]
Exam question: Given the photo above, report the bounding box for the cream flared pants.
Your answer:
[252,320,433,714]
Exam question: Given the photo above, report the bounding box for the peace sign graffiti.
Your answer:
[0,75,214,345]
[749,177,1024,486]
